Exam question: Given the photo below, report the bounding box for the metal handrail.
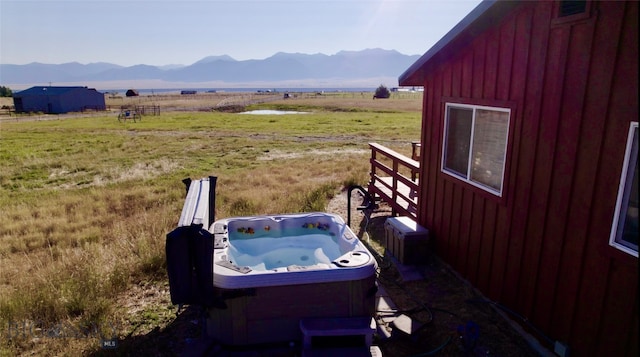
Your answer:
[346,185,376,227]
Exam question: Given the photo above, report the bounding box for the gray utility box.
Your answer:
[384,216,429,265]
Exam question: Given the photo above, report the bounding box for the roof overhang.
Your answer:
[398,0,521,86]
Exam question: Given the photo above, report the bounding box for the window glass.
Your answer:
[610,123,639,256]
[442,103,510,196]
[444,107,473,176]
[559,0,586,17]
[471,109,510,191]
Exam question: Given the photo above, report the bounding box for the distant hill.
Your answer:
[0,49,420,87]
[1,62,123,84]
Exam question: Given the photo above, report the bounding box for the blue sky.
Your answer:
[1,0,482,67]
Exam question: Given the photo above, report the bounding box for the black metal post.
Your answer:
[347,185,375,227]
[208,176,217,229]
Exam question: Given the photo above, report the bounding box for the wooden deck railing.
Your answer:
[368,142,420,218]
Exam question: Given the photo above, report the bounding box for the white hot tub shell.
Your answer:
[207,212,378,345]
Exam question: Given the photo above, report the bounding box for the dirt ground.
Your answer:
[325,189,543,357]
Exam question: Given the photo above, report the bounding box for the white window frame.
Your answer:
[441,103,511,196]
[609,122,639,257]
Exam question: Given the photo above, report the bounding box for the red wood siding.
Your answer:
[416,1,638,356]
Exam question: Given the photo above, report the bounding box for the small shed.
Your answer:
[399,0,637,356]
[126,89,139,97]
[13,86,106,114]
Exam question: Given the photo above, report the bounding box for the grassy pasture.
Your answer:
[101,90,423,113]
[0,94,422,355]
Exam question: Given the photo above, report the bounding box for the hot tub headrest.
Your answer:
[227,213,343,239]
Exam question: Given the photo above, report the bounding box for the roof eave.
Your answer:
[399,0,519,86]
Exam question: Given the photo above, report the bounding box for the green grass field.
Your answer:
[0,96,422,355]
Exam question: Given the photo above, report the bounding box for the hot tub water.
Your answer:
[227,234,341,270]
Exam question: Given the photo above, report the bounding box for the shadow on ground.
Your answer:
[353,209,541,357]
[87,204,541,357]
[86,304,210,356]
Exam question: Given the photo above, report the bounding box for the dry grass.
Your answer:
[0,93,422,356]
[267,91,424,112]
[105,92,278,112]
[103,90,423,113]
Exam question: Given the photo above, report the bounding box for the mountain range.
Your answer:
[0,49,421,89]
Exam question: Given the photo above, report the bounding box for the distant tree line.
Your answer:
[0,86,12,97]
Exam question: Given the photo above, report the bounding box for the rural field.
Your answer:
[0,92,420,355]
[0,91,537,357]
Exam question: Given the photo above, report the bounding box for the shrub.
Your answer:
[374,85,390,99]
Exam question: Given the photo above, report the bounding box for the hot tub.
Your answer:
[207,212,378,345]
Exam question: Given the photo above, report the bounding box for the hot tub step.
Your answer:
[299,317,376,349]
[391,314,425,336]
[302,345,382,357]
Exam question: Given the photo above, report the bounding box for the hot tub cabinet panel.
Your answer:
[207,275,376,345]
